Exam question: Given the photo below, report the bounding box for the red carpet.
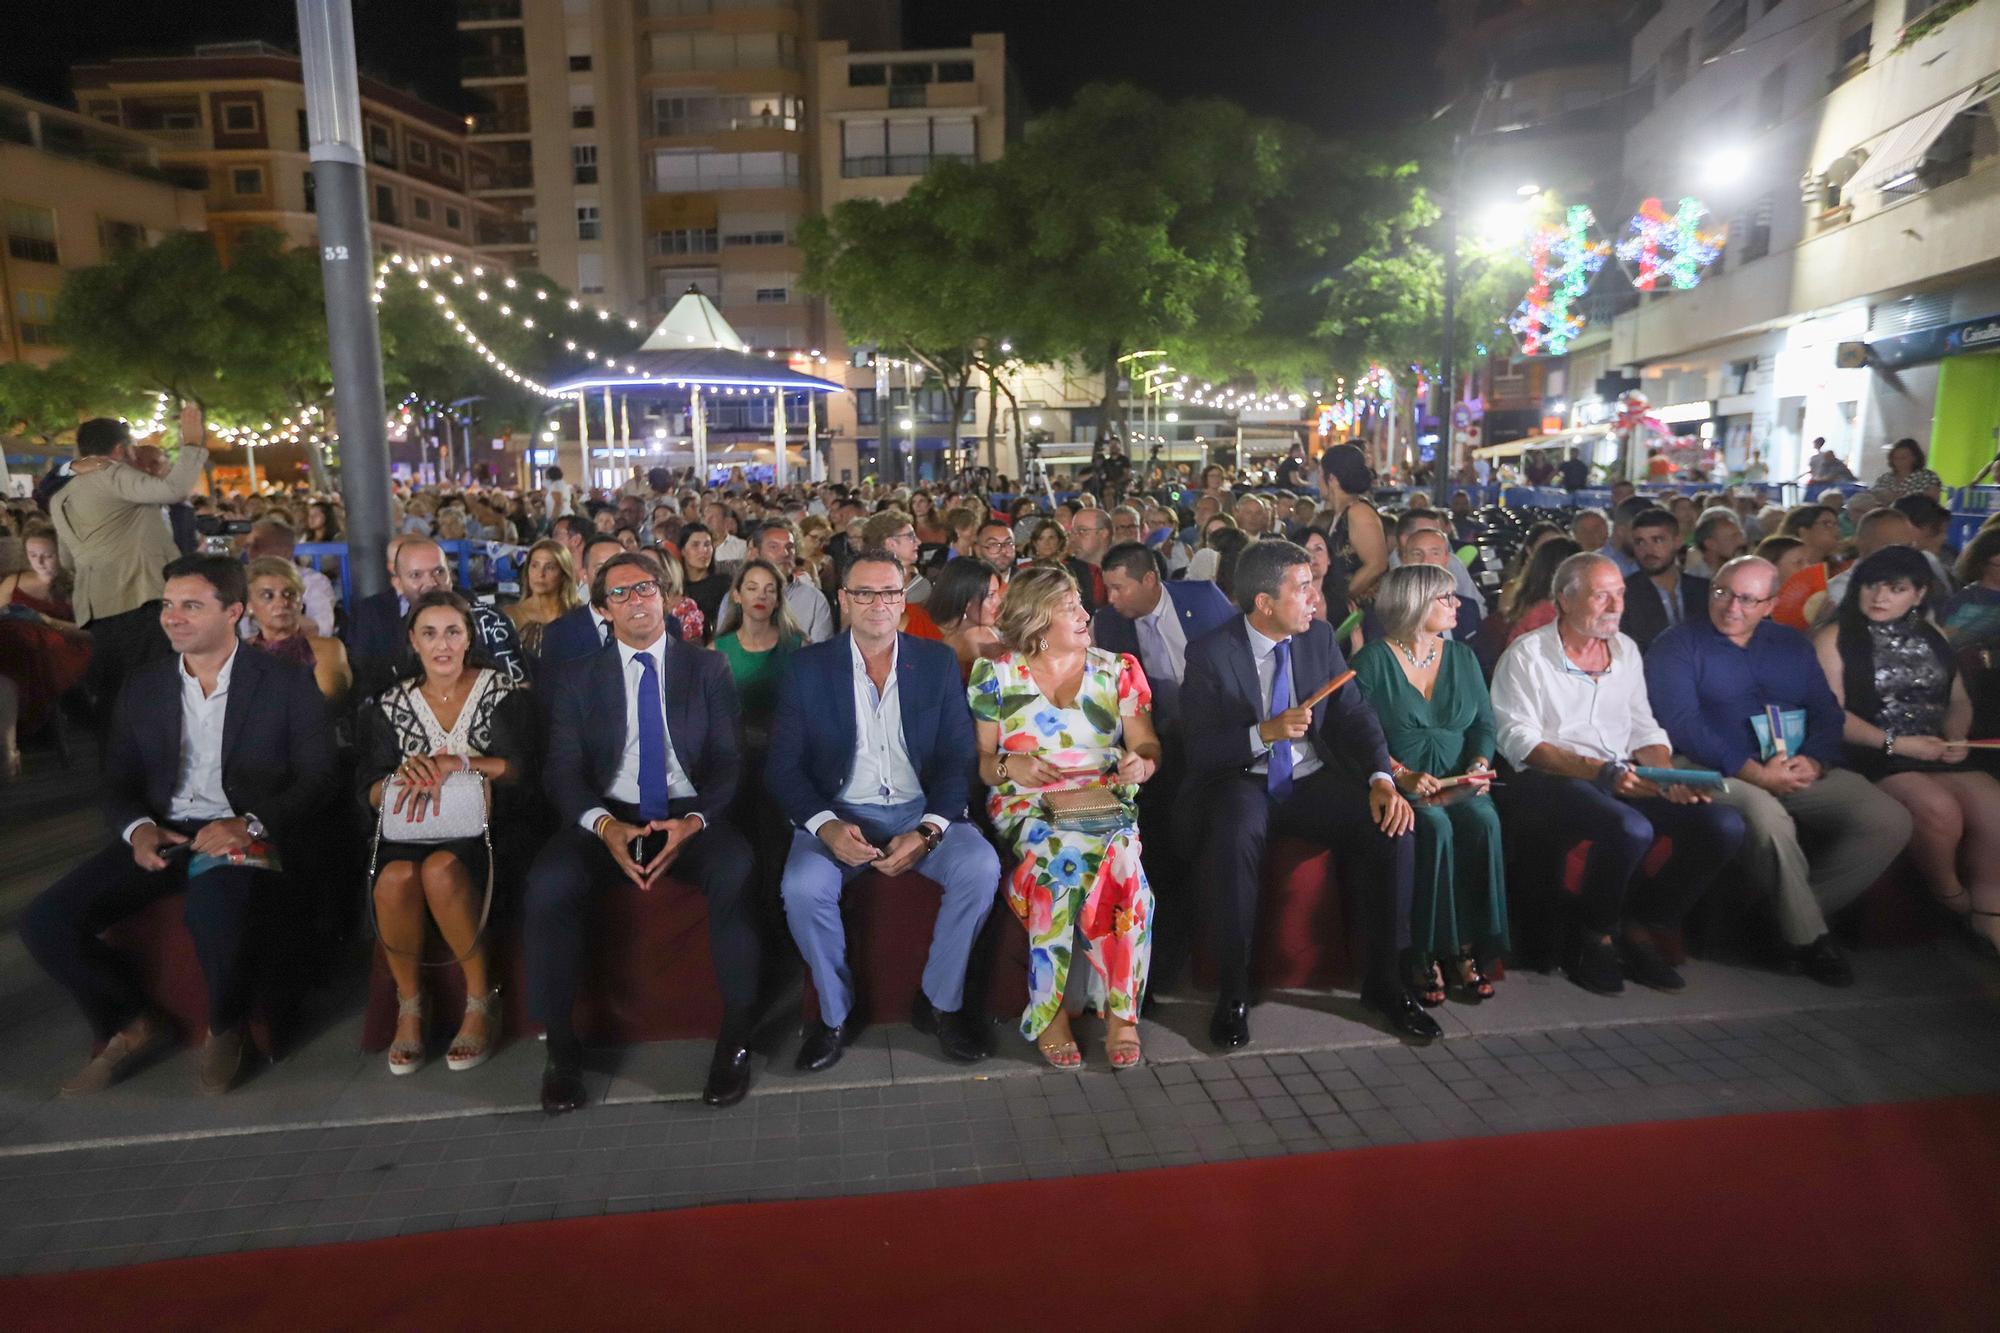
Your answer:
[12,1096,2000,1331]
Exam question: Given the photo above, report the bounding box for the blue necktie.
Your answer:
[1268,638,1295,801]
[635,652,670,821]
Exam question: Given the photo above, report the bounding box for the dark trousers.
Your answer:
[1500,771,1747,934]
[81,602,169,717]
[1194,767,1415,999]
[21,832,275,1041]
[524,799,758,1055]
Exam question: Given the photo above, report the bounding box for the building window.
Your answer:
[720,211,789,246]
[569,54,592,72]
[374,182,399,226]
[5,205,59,264]
[15,290,56,345]
[651,227,719,255]
[841,117,976,177]
[649,30,796,73]
[936,61,974,83]
[573,143,598,184]
[576,251,604,294]
[412,195,433,222]
[849,63,886,87]
[231,166,264,195]
[1734,195,1772,262]
[303,169,316,213]
[438,147,460,176]
[651,92,803,136]
[1660,29,1692,96]
[220,101,259,132]
[408,138,431,166]
[444,206,462,230]
[1699,1,1747,63]
[296,108,309,150]
[367,121,395,166]
[577,204,600,240]
[1834,13,1872,81]
[572,104,595,129]
[1755,64,1784,131]
[754,286,787,303]
[650,148,799,190]
[98,219,146,253]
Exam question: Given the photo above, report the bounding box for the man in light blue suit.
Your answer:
[765,548,1000,1074]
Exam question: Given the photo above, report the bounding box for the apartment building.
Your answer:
[71,42,507,268]
[0,88,207,370]
[1611,0,2000,485]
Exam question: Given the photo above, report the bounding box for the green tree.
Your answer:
[0,359,150,443]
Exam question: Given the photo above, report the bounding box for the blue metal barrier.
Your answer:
[295,539,526,607]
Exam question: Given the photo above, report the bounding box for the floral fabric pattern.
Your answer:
[969,648,1154,1039]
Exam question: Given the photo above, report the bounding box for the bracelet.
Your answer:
[593,814,613,840]
[996,753,1010,782]
[1882,733,1896,757]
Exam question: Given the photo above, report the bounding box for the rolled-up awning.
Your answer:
[1853,74,2000,193]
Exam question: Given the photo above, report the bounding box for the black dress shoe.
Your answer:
[1209,998,1250,1050]
[1568,935,1625,996]
[794,1019,851,1073]
[911,991,990,1064]
[1799,934,1854,988]
[540,1057,587,1116]
[1360,986,1443,1044]
[1617,930,1687,992]
[702,1040,753,1108]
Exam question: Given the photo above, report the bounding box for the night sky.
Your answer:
[0,0,1443,140]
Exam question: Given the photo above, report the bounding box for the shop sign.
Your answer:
[1867,312,2000,368]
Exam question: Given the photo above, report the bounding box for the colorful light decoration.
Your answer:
[1508,205,1610,358]
[1616,197,1725,292]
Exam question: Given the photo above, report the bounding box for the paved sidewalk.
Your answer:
[5,992,1999,1276]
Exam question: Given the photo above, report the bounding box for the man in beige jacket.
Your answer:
[52,403,207,709]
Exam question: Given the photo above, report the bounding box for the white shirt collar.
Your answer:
[616,631,667,670]
[850,631,899,678]
[180,642,239,693]
[1244,620,1285,659]
[1138,589,1172,628]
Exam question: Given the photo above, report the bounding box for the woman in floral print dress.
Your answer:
[969,565,1161,1070]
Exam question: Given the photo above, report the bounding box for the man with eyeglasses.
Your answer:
[766,548,1000,1072]
[1644,556,1912,986]
[344,537,526,699]
[859,508,942,634]
[1491,552,1746,996]
[526,553,760,1113]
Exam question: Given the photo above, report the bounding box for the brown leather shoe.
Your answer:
[196,1029,244,1096]
[58,1014,170,1098]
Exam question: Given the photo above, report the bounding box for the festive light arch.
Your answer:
[1616,196,1725,292]
[1508,204,1610,358]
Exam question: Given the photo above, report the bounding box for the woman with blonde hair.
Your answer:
[969,565,1161,1069]
[505,538,582,657]
[244,556,352,704]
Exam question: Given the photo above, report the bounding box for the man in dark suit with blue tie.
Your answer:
[766,548,1000,1073]
[23,555,333,1097]
[1094,541,1234,988]
[1181,540,1441,1047]
[525,553,758,1113]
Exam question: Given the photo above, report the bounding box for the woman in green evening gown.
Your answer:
[1352,562,1507,1006]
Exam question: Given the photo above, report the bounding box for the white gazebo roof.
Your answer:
[639,287,747,353]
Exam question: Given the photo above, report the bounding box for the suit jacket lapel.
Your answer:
[830,631,860,763]
[1227,620,1262,715]
[662,637,700,770]
[894,633,925,762]
[591,645,625,775]
[219,648,254,764]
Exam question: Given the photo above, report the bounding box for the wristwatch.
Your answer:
[244,814,267,841]
[917,823,946,853]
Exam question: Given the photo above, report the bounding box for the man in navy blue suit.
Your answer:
[1180,540,1440,1048]
[23,555,333,1097]
[766,547,1000,1073]
[524,552,758,1113]
[538,535,627,666]
[1094,541,1234,988]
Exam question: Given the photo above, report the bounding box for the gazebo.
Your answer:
[546,287,845,487]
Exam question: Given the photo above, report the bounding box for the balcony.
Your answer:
[469,163,534,191]
[458,0,522,21]
[468,108,530,135]
[840,152,975,179]
[476,218,537,246]
[461,54,526,80]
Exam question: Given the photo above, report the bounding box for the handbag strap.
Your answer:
[367,773,495,969]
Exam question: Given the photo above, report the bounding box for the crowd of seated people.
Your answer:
[9,426,1999,1120]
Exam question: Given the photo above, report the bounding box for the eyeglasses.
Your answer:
[977,539,1016,553]
[1710,589,1774,608]
[1435,593,1461,605]
[603,579,662,604]
[844,587,907,606]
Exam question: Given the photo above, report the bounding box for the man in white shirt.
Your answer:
[716,519,835,642]
[766,550,1000,1073]
[23,554,332,1098]
[1489,551,1747,996]
[702,498,748,568]
[526,552,759,1113]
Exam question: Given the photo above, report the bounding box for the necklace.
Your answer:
[1392,636,1439,670]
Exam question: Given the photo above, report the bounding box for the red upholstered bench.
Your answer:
[360,874,723,1051]
[1192,836,1358,993]
[800,871,1027,1026]
[99,895,281,1057]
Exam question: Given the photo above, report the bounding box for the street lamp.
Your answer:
[1702,146,1750,188]
[1439,178,1542,502]
[898,417,915,481]
[1116,349,1167,444]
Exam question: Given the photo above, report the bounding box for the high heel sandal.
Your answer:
[1448,951,1496,1003]
[1408,952,1445,1008]
[447,989,502,1072]
[388,991,426,1076]
[1036,1017,1083,1070]
[1104,1022,1143,1071]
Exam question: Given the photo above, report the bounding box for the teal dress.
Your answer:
[1352,638,1508,958]
[715,631,796,749]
